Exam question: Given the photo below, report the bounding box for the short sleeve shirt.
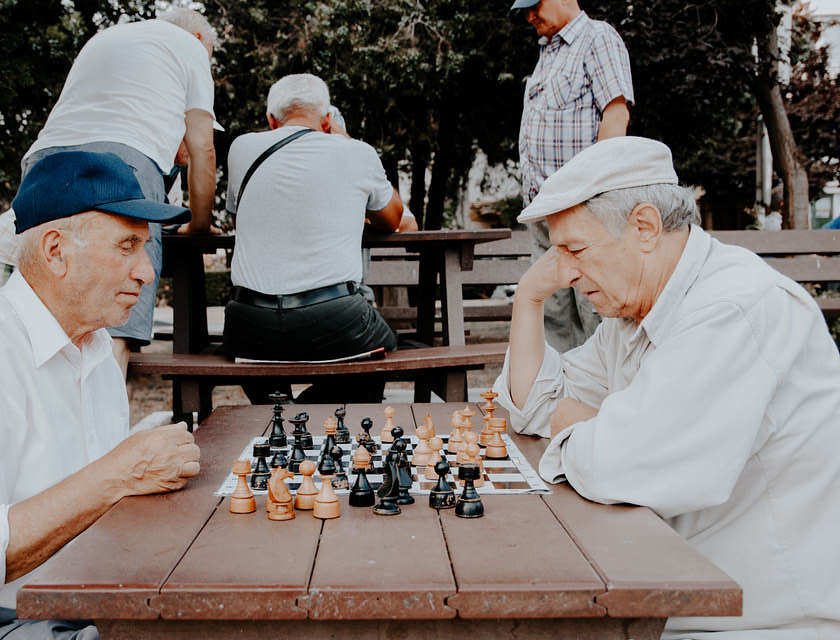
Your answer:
[519,12,634,205]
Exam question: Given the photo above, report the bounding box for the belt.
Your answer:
[231,283,357,310]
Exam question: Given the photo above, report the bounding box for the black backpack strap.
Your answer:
[234,128,314,211]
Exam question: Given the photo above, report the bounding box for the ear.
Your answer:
[628,203,662,253]
[267,114,280,130]
[41,229,69,277]
[320,112,332,133]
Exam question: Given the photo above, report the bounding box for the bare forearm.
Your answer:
[508,293,548,409]
[6,461,125,581]
[185,149,216,232]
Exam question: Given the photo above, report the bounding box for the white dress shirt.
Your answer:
[494,226,840,639]
[0,271,129,609]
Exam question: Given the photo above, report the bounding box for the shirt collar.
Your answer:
[637,225,711,346]
[540,11,589,48]
[1,270,113,373]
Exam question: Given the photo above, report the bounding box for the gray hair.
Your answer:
[17,214,94,272]
[158,7,217,50]
[583,183,701,237]
[267,74,330,123]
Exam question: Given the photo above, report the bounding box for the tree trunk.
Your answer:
[754,26,810,229]
[409,137,430,229]
[425,110,456,230]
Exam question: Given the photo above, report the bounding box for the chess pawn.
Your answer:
[313,471,340,519]
[459,406,476,442]
[267,467,295,521]
[250,442,271,491]
[446,411,465,454]
[459,442,484,487]
[457,430,480,466]
[428,458,456,510]
[294,460,318,510]
[424,436,445,480]
[230,459,256,514]
[330,444,349,490]
[270,447,288,469]
[334,407,351,444]
[485,417,508,459]
[380,406,396,442]
[412,421,434,467]
[455,463,484,518]
[359,417,378,454]
[349,446,375,507]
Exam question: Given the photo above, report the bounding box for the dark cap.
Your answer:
[12,151,191,234]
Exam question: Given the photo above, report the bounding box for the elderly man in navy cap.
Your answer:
[0,152,201,639]
[494,136,840,638]
[511,0,634,355]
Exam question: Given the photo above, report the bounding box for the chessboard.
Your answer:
[215,434,551,496]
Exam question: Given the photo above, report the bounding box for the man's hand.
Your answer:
[550,398,598,436]
[517,246,569,305]
[109,422,200,495]
[176,221,223,235]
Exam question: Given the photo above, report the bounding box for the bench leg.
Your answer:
[436,370,467,402]
[171,379,214,431]
[413,374,433,403]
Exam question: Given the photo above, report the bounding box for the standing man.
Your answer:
[1,151,201,638]
[223,73,402,404]
[20,7,220,376]
[512,0,633,352]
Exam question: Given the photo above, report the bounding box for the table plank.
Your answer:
[442,495,606,618]
[543,486,742,618]
[17,404,270,620]
[303,496,457,619]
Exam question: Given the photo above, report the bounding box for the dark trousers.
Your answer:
[223,290,397,404]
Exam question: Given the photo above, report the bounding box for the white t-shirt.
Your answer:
[0,271,129,608]
[226,126,394,294]
[24,19,215,172]
[494,226,840,638]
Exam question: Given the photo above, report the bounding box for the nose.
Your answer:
[132,247,155,286]
[554,252,581,288]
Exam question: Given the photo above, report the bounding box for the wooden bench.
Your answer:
[368,228,840,323]
[129,342,508,425]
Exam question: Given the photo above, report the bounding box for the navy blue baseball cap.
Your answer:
[510,0,539,10]
[12,151,191,234]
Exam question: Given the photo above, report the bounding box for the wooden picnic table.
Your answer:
[18,402,741,639]
[161,229,511,354]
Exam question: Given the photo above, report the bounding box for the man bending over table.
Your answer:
[0,152,201,639]
[493,136,840,639]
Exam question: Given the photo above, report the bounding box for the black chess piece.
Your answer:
[330,444,349,489]
[334,407,351,444]
[268,391,288,449]
[290,412,313,450]
[455,463,484,518]
[318,441,337,478]
[360,417,378,453]
[288,431,307,474]
[270,447,288,469]
[392,438,415,505]
[373,448,401,515]
[320,425,337,468]
[349,454,375,507]
[250,441,271,490]
[429,458,456,510]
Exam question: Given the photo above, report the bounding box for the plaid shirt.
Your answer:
[519,12,634,205]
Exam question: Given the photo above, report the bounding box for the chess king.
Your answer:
[0,152,200,636]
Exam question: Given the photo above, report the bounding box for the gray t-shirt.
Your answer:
[226,126,394,294]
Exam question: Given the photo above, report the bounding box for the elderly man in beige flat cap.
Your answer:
[493,136,840,639]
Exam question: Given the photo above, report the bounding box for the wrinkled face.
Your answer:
[547,205,645,321]
[63,212,154,333]
[525,0,574,39]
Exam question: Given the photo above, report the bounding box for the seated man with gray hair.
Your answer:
[494,136,840,638]
[223,73,403,403]
[1,152,201,639]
